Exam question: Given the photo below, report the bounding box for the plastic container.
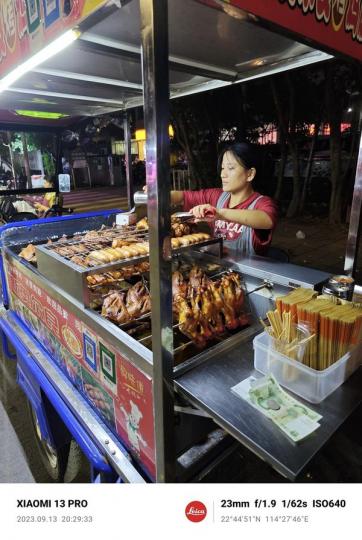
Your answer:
[253,331,362,403]
[270,323,310,363]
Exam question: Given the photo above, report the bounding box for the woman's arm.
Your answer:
[217,207,273,229]
[190,204,273,229]
[171,190,184,206]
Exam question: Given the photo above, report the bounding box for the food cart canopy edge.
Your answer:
[0,0,336,118]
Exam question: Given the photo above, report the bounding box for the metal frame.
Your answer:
[32,68,144,91]
[5,87,125,106]
[124,112,134,210]
[344,106,362,277]
[140,0,175,482]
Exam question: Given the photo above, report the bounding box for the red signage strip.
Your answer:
[0,0,107,78]
[202,0,362,61]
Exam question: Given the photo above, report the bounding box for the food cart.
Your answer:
[0,0,361,483]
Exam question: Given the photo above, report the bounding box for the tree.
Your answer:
[271,74,302,218]
[324,61,358,224]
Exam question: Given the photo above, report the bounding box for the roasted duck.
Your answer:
[101,280,151,325]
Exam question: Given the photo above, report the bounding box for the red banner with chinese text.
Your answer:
[199,0,362,61]
[0,0,107,78]
[6,261,156,479]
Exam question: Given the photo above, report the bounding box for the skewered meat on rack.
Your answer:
[171,233,210,248]
[70,255,88,268]
[86,262,150,287]
[86,231,209,266]
[171,221,191,237]
[85,242,150,265]
[137,214,206,238]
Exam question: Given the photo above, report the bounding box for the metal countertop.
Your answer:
[175,340,362,480]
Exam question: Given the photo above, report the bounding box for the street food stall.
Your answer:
[0,0,361,483]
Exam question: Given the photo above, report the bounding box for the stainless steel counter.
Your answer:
[174,339,362,480]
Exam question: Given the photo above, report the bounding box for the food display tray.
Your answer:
[36,237,223,306]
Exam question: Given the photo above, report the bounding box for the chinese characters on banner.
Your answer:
[0,0,107,77]
[6,262,156,480]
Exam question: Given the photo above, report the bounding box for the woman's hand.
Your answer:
[189,204,217,219]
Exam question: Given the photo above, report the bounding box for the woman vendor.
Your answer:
[169,142,278,256]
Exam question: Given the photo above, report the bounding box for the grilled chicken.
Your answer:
[209,280,238,330]
[188,265,208,292]
[174,267,247,345]
[101,280,151,325]
[176,297,207,348]
[172,271,188,302]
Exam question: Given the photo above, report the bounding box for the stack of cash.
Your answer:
[231,374,322,442]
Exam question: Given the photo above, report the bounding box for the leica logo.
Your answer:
[187,507,205,515]
[185,501,207,523]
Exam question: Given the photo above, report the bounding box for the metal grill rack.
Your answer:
[41,224,149,268]
[35,225,223,306]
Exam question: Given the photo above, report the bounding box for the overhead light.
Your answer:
[0,29,80,94]
[348,108,353,112]
[15,110,69,120]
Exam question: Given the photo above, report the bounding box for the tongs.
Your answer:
[172,210,216,223]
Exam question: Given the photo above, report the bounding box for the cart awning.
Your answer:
[0,0,333,118]
[207,0,362,62]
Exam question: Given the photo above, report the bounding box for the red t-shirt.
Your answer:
[183,188,278,255]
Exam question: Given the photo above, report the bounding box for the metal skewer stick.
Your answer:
[245,279,274,296]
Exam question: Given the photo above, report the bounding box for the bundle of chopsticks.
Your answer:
[267,288,362,370]
[260,308,315,362]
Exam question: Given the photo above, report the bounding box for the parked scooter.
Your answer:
[0,195,73,224]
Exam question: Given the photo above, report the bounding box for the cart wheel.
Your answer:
[63,439,87,483]
[27,401,70,482]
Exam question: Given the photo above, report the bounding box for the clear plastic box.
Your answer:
[253,331,362,403]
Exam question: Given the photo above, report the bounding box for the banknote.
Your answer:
[231,374,322,442]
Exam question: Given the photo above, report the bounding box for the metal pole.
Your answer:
[123,112,134,210]
[344,108,362,278]
[140,0,175,482]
